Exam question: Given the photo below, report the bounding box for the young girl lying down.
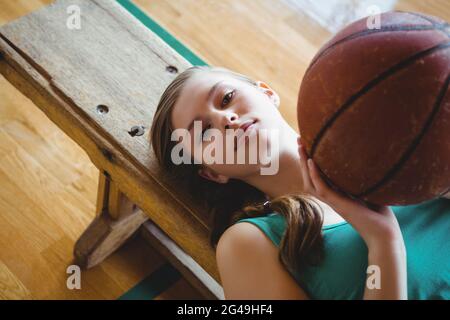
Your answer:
[150,65,450,300]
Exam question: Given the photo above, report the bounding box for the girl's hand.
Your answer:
[297,137,404,248]
[298,137,407,299]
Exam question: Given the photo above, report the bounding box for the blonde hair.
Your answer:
[150,65,324,275]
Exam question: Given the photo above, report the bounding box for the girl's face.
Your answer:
[170,71,284,183]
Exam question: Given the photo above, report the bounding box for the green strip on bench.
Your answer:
[118,263,181,300]
[117,0,208,66]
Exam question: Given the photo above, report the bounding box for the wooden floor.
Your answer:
[1,0,450,299]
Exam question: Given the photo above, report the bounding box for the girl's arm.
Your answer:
[364,240,407,299]
[298,138,407,300]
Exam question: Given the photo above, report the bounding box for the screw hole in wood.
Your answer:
[96,104,109,115]
[128,125,145,137]
[166,65,178,74]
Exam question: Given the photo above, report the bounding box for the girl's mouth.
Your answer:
[234,119,257,152]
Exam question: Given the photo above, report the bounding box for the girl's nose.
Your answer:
[223,113,238,129]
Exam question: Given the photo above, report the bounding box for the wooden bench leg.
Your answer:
[74,171,148,269]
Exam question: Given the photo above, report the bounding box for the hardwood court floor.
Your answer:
[1,0,450,299]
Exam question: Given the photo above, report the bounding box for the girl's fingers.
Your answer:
[307,159,364,214]
[306,157,399,238]
[307,159,329,197]
[298,142,315,193]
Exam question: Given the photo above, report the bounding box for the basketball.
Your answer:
[297,11,450,206]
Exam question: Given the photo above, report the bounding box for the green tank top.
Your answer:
[235,197,450,299]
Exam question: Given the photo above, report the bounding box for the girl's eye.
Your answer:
[221,90,235,108]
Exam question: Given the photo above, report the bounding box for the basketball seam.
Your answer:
[406,11,450,40]
[405,11,441,27]
[358,73,450,198]
[305,24,446,76]
[305,11,450,76]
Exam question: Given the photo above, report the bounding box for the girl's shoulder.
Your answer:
[234,212,286,247]
[217,217,281,258]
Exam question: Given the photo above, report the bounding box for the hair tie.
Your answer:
[263,200,271,211]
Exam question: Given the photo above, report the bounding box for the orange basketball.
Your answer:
[297,11,450,206]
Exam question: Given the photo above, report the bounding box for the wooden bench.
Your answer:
[0,0,223,299]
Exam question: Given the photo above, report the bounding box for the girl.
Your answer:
[150,65,450,299]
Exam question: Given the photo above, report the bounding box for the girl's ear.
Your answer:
[198,167,229,184]
[256,81,280,108]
